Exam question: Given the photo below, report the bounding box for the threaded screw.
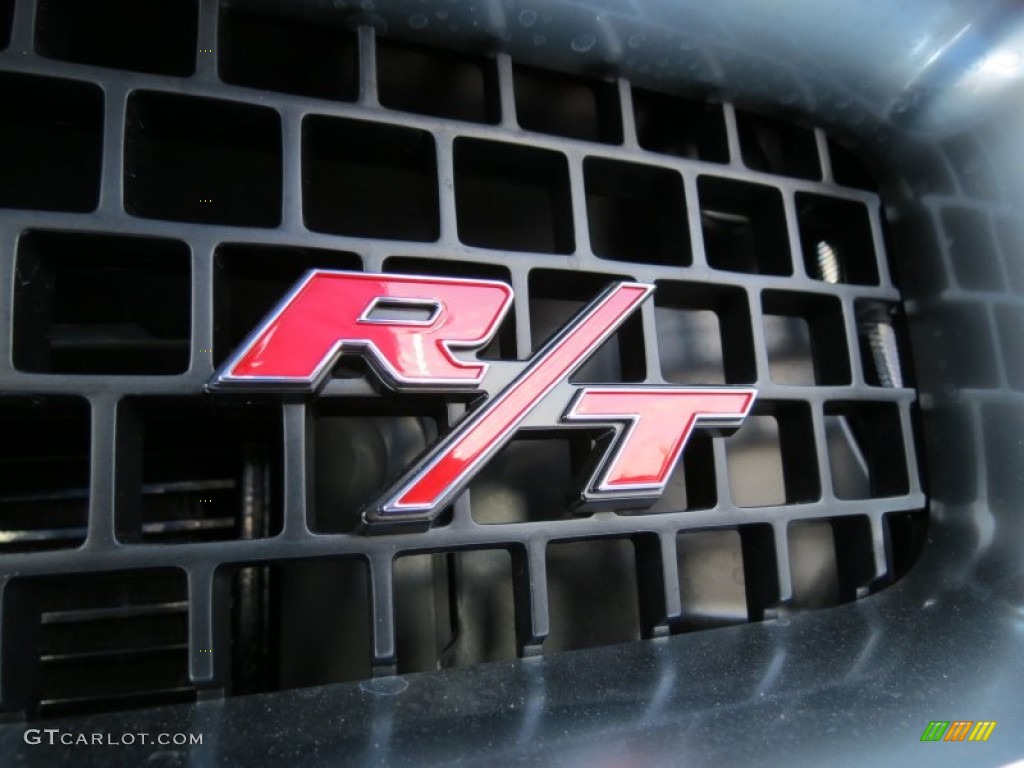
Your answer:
[858,304,903,388]
[816,240,841,284]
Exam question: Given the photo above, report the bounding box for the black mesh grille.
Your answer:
[0,0,926,720]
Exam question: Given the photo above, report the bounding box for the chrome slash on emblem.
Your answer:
[210,270,757,532]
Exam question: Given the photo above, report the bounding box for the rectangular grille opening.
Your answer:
[996,304,1024,390]
[303,115,439,241]
[675,529,747,631]
[213,244,361,367]
[915,303,999,389]
[378,39,499,123]
[454,137,574,254]
[528,269,646,383]
[927,406,977,505]
[654,281,756,385]
[762,289,851,386]
[797,193,879,285]
[736,110,821,180]
[0,396,89,554]
[35,0,198,76]
[13,230,191,375]
[941,207,1003,291]
[545,538,640,652]
[584,156,690,266]
[824,402,909,499]
[312,400,444,533]
[884,510,928,580]
[635,432,716,514]
[698,176,790,275]
[469,434,591,524]
[394,550,515,673]
[513,64,622,144]
[885,207,947,295]
[124,91,282,227]
[727,415,784,507]
[984,403,1024,518]
[0,72,102,213]
[229,559,371,694]
[827,137,877,191]
[727,402,819,507]
[762,315,813,386]
[788,516,877,608]
[940,134,998,201]
[218,4,358,101]
[3,570,193,719]
[1,0,13,49]
[994,215,1024,293]
[632,87,729,163]
[829,515,878,598]
[118,398,282,544]
[787,520,840,609]
[383,257,517,359]
[739,523,782,619]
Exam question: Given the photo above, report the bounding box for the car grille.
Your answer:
[0,0,925,719]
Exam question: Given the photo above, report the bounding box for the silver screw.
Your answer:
[816,240,841,284]
[859,304,903,388]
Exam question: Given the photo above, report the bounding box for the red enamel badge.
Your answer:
[211,270,756,531]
